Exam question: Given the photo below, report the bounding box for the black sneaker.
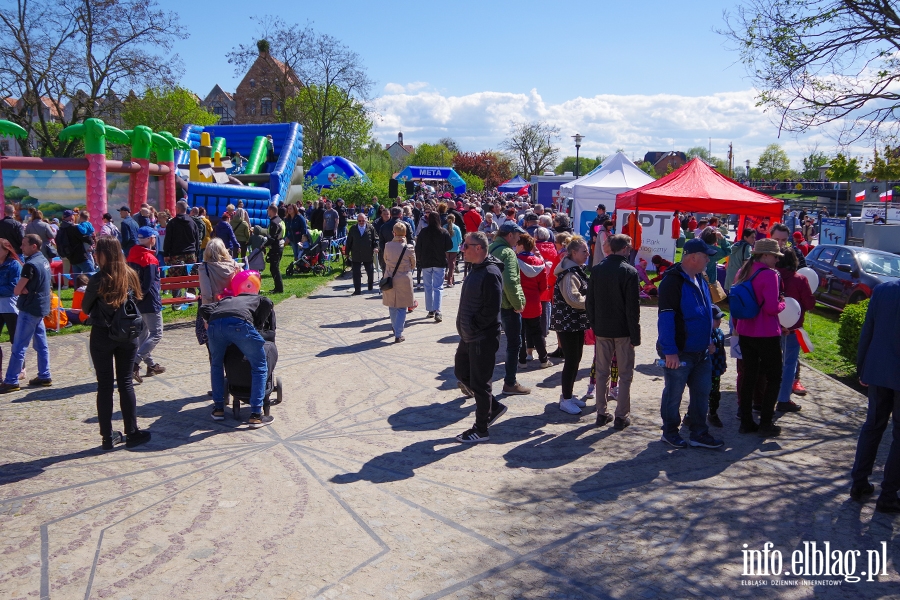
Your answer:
[125,430,151,448]
[689,433,724,448]
[248,413,264,428]
[739,421,759,434]
[0,382,20,394]
[457,381,474,398]
[613,416,631,430]
[707,413,724,428]
[28,377,52,387]
[487,403,507,427]
[102,431,124,450]
[455,428,489,443]
[132,365,143,385]
[427,311,435,318]
[681,414,691,427]
[547,348,564,359]
[776,401,801,413]
[850,482,875,501]
[596,413,614,427]
[758,422,781,437]
[211,407,225,421]
[875,495,900,513]
[434,311,442,323]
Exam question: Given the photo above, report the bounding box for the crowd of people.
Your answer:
[0,187,897,513]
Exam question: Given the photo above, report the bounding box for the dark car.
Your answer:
[805,244,900,310]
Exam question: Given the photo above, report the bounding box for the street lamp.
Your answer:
[484,158,492,189]
[572,134,584,178]
[745,159,751,182]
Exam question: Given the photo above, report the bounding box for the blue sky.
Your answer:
[164,0,862,167]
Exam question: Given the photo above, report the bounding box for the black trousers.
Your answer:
[454,335,501,433]
[557,330,585,399]
[519,316,547,363]
[851,385,900,496]
[268,249,283,293]
[352,260,374,293]
[90,326,139,438]
[738,335,782,425]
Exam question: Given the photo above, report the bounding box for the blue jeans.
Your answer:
[500,308,522,386]
[659,350,712,438]
[422,267,445,312]
[777,333,801,403]
[208,317,267,413]
[4,312,51,384]
[291,242,302,260]
[72,258,94,274]
[388,307,406,338]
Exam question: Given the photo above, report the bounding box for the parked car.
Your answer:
[805,244,900,310]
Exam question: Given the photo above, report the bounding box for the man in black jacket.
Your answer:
[265,204,285,293]
[585,234,640,430]
[454,231,505,443]
[56,210,92,273]
[346,212,377,295]
[163,201,200,299]
[0,205,24,251]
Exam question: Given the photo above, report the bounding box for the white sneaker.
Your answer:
[609,386,619,399]
[585,384,595,399]
[539,360,553,369]
[559,397,582,414]
[572,397,587,408]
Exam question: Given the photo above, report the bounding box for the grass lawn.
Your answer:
[0,252,343,344]
[801,305,860,389]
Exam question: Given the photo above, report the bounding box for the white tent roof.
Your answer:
[558,151,655,201]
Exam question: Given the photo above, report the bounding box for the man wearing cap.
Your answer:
[56,210,93,274]
[118,207,140,256]
[163,201,200,300]
[523,213,539,237]
[489,221,530,395]
[589,204,608,247]
[127,227,165,383]
[656,238,724,449]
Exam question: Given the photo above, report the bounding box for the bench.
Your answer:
[160,274,201,306]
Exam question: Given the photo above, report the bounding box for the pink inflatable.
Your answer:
[219,270,261,299]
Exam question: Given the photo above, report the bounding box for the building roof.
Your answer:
[386,141,414,154]
[204,84,234,102]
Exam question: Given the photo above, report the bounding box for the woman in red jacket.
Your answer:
[776,249,815,411]
[516,233,552,368]
[534,227,558,339]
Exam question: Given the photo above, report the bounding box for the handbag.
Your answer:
[378,244,407,291]
[709,280,727,304]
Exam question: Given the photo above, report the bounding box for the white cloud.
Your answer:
[371,86,872,168]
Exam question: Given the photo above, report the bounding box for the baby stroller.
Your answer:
[286,229,327,275]
[223,310,283,419]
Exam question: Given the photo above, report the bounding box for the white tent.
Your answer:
[559,152,656,237]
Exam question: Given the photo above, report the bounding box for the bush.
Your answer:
[837,299,869,364]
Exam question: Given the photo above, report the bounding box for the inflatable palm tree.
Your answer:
[155,132,189,215]
[0,120,28,214]
[121,125,176,213]
[59,118,127,229]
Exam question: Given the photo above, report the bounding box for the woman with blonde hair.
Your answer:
[551,235,591,414]
[82,237,150,450]
[382,221,416,343]
[196,238,242,347]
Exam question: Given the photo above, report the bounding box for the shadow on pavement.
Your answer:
[11,383,99,403]
[387,398,474,432]
[329,439,469,484]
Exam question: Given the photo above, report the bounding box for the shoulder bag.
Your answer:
[379,244,407,291]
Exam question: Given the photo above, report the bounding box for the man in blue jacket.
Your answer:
[850,279,900,512]
[656,238,723,449]
[127,227,165,384]
[118,206,140,256]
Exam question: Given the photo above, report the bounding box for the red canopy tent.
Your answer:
[616,159,784,228]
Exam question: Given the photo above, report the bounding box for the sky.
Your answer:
[163,0,867,169]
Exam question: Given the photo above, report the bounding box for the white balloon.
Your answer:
[779,297,802,329]
[797,267,819,293]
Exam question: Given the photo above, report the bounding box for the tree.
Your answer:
[686,146,728,171]
[827,153,863,181]
[724,0,900,143]
[867,147,900,180]
[438,137,460,154]
[639,161,659,179]
[458,171,484,192]
[282,85,372,167]
[757,144,791,179]
[452,150,513,188]
[405,143,454,167]
[500,121,560,179]
[228,17,374,162]
[0,0,182,157]
[352,140,394,178]
[554,155,601,175]
[122,87,218,135]
[800,148,830,180]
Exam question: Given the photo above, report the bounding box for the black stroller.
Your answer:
[285,234,327,275]
[223,310,283,419]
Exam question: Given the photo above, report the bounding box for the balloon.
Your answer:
[219,270,261,299]
[797,267,819,293]
[779,297,802,329]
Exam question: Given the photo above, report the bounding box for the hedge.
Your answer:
[837,299,869,364]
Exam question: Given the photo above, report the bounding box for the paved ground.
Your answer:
[1,274,898,599]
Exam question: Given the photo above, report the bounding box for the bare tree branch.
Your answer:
[500,121,560,179]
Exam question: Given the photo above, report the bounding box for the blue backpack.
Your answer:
[729,269,764,320]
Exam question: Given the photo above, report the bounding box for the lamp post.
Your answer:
[746,159,751,183]
[485,158,492,189]
[572,134,584,178]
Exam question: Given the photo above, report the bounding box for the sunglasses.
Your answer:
[461,243,482,250]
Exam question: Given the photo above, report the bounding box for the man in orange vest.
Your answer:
[621,212,643,265]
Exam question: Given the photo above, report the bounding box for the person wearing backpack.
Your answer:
[731,238,786,438]
[724,228,756,291]
[0,234,53,393]
[82,237,151,450]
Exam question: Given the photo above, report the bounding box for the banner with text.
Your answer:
[615,210,678,270]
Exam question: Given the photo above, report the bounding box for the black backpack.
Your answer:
[105,291,144,343]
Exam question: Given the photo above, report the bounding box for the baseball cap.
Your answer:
[524,212,538,222]
[712,306,726,320]
[498,221,526,235]
[118,206,130,212]
[137,226,157,239]
[682,238,717,256]
[62,210,75,218]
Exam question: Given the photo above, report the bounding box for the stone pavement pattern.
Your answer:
[1,276,898,599]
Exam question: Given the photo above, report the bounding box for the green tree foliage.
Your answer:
[686,146,728,172]
[801,150,830,180]
[554,155,601,176]
[282,84,373,167]
[757,144,791,179]
[123,87,218,136]
[318,175,387,209]
[827,153,863,181]
[838,299,868,364]
[639,161,659,179]
[458,172,484,192]
[352,141,394,178]
[405,143,454,167]
[4,186,29,201]
[867,147,900,181]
